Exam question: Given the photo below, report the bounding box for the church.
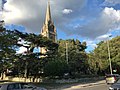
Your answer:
[40,1,57,54]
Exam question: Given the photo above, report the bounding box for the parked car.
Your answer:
[0,82,47,90]
[105,74,120,84]
[109,79,120,90]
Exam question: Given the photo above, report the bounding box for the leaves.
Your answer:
[88,36,120,75]
[57,39,88,74]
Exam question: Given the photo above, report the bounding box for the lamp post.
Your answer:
[66,42,68,64]
[107,35,112,75]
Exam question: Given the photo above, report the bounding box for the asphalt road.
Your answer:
[80,84,110,90]
[61,83,110,90]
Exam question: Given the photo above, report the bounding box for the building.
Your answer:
[40,1,57,54]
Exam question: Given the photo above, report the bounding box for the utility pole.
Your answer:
[66,42,68,64]
[107,35,112,75]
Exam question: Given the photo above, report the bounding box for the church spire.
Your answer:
[41,0,57,42]
[40,0,57,55]
[45,0,51,25]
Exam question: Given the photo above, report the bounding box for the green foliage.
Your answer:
[15,30,58,56]
[88,36,120,75]
[0,29,19,74]
[13,30,58,77]
[44,60,69,77]
[0,21,5,32]
[57,39,88,74]
[0,28,58,78]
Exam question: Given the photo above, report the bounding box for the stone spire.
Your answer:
[40,0,57,55]
[41,0,56,40]
[45,0,51,25]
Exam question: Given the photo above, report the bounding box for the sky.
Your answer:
[0,0,120,52]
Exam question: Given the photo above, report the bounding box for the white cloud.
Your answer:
[2,0,86,33]
[16,46,27,54]
[72,7,120,39]
[62,9,73,14]
[84,33,112,52]
[86,40,97,47]
[103,7,120,30]
[17,38,31,54]
[96,34,112,41]
[104,7,120,20]
[1,0,120,42]
[103,0,120,6]
[84,40,97,51]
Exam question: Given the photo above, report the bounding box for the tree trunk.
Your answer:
[1,71,6,80]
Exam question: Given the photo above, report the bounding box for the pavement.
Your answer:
[53,80,106,90]
[74,80,106,88]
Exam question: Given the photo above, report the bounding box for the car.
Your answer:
[109,79,120,90]
[0,82,47,90]
[105,74,120,84]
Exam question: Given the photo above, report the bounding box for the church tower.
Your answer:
[41,1,57,54]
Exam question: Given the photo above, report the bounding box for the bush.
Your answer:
[44,60,69,78]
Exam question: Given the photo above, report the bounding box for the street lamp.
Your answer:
[66,42,68,64]
[107,35,112,75]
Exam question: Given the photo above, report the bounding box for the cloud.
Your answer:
[0,0,2,11]
[0,0,7,11]
[102,0,120,6]
[16,46,27,54]
[96,34,112,41]
[85,33,112,52]
[86,40,97,48]
[83,39,97,52]
[72,7,120,39]
[62,9,73,14]
[1,0,120,42]
[2,0,86,33]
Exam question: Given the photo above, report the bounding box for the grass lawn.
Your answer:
[32,82,79,89]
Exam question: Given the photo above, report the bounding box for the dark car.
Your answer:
[0,82,47,90]
[109,79,120,90]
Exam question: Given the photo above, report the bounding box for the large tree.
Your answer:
[0,28,19,79]
[57,39,88,74]
[12,30,58,78]
[88,36,120,75]
[0,26,58,79]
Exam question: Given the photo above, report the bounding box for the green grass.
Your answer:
[32,82,79,89]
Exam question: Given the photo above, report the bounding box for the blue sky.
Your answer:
[0,0,120,52]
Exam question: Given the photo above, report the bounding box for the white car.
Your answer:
[0,82,47,90]
[105,74,119,84]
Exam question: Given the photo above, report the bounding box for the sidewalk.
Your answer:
[54,80,106,90]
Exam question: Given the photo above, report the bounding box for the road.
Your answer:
[61,83,110,90]
[79,84,109,90]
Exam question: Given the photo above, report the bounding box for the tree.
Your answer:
[0,27,59,79]
[12,30,58,79]
[44,60,69,78]
[57,39,88,75]
[0,29,19,79]
[0,20,5,32]
[88,36,120,75]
